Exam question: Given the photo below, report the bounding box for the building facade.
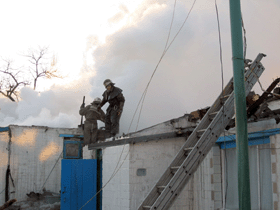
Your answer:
[102,100,280,210]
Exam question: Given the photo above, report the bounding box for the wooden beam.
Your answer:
[0,199,17,210]
[88,127,195,150]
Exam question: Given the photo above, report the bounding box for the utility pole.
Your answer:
[229,1,251,209]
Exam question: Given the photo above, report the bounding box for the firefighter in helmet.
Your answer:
[98,79,125,137]
[79,97,105,145]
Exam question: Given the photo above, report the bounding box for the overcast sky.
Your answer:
[0,0,279,134]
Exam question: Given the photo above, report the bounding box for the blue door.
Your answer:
[61,159,97,210]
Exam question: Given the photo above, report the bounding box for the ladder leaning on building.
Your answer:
[138,53,266,210]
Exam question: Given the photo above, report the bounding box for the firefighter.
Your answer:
[98,79,125,138]
[79,97,105,146]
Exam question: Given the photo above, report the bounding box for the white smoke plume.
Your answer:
[1,0,280,134]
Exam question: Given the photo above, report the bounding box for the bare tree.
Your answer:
[0,46,63,102]
[0,59,30,102]
[24,46,62,90]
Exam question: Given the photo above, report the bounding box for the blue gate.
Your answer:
[61,159,97,210]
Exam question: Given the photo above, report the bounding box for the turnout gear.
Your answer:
[79,100,105,146]
[99,81,125,137]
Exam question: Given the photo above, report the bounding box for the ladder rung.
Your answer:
[170,166,180,174]
[184,147,193,155]
[209,111,218,120]
[170,166,180,170]
[220,94,230,102]
[143,206,152,209]
[197,129,206,133]
[157,185,166,193]
[197,129,206,138]
[157,185,166,189]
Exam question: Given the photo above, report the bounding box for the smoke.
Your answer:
[1,0,280,134]
[88,0,232,133]
[0,72,94,128]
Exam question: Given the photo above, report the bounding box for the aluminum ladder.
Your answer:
[138,53,266,210]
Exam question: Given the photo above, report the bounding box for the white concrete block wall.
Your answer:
[9,126,64,202]
[0,125,85,205]
[102,145,130,210]
[83,146,94,159]
[124,137,218,210]
[170,146,217,210]
[129,138,185,209]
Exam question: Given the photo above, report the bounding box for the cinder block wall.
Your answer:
[101,137,220,210]
[102,145,130,210]
[8,126,63,202]
[169,145,222,210]
[0,125,88,205]
[128,138,219,210]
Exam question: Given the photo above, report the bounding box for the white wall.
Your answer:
[128,139,220,210]
[102,145,130,210]
[129,138,185,209]
[101,137,220,210]
[0,125,88,205]
[101,100,280,210]
[0,131,9,204]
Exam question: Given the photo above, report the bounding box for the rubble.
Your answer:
[6,190,60,210]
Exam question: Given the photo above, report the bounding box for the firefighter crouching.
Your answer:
[79,97,105,146]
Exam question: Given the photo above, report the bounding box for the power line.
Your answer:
[134,0,198,131]
[214,0,228,208]
[241,13,247,60]
[129,0,177,133]
[41,151,63,191]
[135,0,177,131]
[79,144,131,210]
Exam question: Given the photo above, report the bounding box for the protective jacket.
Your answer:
[79,103,105,145]
[100,86,125,136]
[79,103,105,123]
[100,87,125,112]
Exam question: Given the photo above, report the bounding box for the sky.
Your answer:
[0,0,279,134]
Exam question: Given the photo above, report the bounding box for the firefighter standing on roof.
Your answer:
[98,79,125,137]
[79,97,105,145]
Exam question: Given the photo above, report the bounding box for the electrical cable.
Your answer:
[79,143,131,210]
[129,0,177,132]
[241,13,247,61]
[0,188,5,195]
[243,12,280,99]
[41,151,63,191]
[214,0,228,208]
[134,0,197,131]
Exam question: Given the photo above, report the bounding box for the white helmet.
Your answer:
[93,97,101,104]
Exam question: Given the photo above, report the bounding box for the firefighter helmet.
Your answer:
[103,79,115,88]
[92,97,101,104]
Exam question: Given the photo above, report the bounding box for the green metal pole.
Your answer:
[229,1,251,209]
